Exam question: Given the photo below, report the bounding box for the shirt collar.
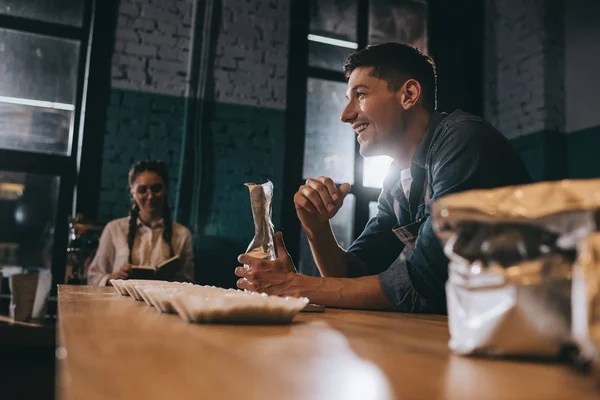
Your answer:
[410,111,446,169]
[134,217,164,229]
[384,111,446,187]
[386,111,446,209]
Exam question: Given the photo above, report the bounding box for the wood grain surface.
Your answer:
[57,285,598,400]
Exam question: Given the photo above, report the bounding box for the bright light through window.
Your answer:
[363,156,393,188]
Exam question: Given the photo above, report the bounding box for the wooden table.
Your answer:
[57,285,598,400]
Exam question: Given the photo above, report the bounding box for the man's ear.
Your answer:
[398,79,422,110]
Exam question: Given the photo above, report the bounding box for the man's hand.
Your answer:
[235,232,394,310]
[294,176,351,233]
[235,232,300,296]
[107,262,132,285]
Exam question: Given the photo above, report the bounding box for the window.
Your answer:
[0,171,60,268]
[284,0,428,275]
[0,1,94,294]
[308,0,357,71]
[0,0,85,27]
[0,29,80,155]
[303,78,355,184]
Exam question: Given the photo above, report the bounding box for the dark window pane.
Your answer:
[0,29,79,155]
[310,0,356,41]
[369,0,428,53]
[299,194,355,276]
[0,171,59,269]
[0,0,85,27]
[309,0,357,70]
[303,78,355,184]
[308,40,355,71]
[369,201,378,220]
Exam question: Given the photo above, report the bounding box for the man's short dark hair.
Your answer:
[343,43,437,112]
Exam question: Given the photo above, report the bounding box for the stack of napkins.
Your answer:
[110,279,308,324]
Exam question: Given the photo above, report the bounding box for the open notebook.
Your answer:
[130,255,181,280]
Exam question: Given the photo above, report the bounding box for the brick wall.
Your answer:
[100,89,185,218]
[565,0,600,178]
[484,0,565,139]
[212,0,289,109]
[483,0,568,182]
[202,0,289,243]
[565,0,600,133]
[99,0,194,220]
[98,0,291,287]
[485,0,600,181]
[111,0,193,96]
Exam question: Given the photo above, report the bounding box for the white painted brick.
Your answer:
[176,24,192,37]
[210,0,289,109]
[120,3,140,17]
[114,53,143,67]
[157,46,180,60]
[114,40,125,52]
[124,42,156,57]
[111,0,289,104]
[132,18,156,31]
[115,28,139,42]
[157,20,177,35]
[181,9,192,25]
[124,68,147,83]
[174,37,190,51]
[149,58,184,73]
[485,0,565,137]
[141,5,181,23]
[138,31,174,46]
[111,65,125,79]
[216,56,237,70]
[151,0,173,9]
[117,15,132,28]
[224,44,248,59]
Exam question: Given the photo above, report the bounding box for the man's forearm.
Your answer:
[291,274,395,311]
[305,224,349,277]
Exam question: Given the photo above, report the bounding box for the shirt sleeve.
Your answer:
[87,222,117,286]
[378,121,524,313]
[345,188,405,277]
[174,228,195,283]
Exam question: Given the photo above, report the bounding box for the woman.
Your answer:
[88,160,194,285]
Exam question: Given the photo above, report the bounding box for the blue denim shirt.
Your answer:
[346,110,533,314]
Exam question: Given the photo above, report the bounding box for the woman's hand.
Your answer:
[106,262,133,285]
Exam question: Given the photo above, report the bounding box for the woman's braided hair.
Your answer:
[127,160,174,264]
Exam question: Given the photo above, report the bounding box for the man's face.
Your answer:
[341,67,404,157]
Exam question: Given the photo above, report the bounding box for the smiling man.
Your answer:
[235,43,532,313]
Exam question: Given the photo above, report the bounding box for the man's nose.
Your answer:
[340,102,358,124]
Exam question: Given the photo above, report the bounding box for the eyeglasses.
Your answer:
[133,184,165,196]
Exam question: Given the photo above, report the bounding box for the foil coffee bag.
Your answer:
[432,179,600,357]
[573,233,600,383]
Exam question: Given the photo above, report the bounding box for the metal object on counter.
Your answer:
[64,215,103,285]
[573,233,600,385]
[244,181,276,261]
[433,179,600,357]
[446,255,572,357]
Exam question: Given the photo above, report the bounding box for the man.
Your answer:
[235,43,532,313]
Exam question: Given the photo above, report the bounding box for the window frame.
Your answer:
[282,0,380,268]
[0,1,95,294]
